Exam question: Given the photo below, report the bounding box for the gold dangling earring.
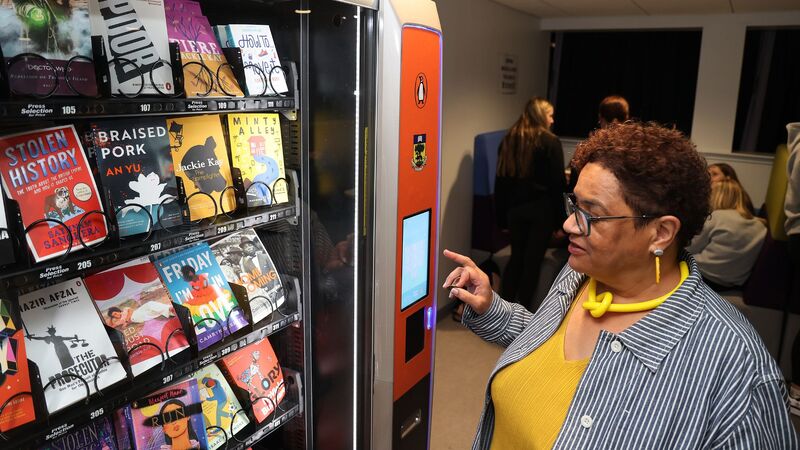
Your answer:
[654,249,663,284]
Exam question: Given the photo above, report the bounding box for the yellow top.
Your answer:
[489,301,588,449]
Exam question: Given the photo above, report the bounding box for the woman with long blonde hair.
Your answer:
[687,180,766,289]
[495,96,565,311]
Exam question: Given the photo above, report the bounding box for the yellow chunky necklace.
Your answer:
[582,261,689,318]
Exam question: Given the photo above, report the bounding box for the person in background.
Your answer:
[784,123,800,415]
[686,180,766,290]
[708,163,757,215]
[494,96,566,311]
[444,122,796,449]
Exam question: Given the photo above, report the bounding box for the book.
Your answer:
[0,0,97,96]
[84,257,190,377]
[0,125,108,262]
[0,191,14,266]
[193,364,248,449]
[20,278,127,414]
[164,0,243,98]
[90,117,182,236]
[37,415,118,450]
[124,379,209,449]
[219,337,285,423]
[210,230,285,324]
[0,298,36,433]
[154,243,248,351]
[89,0,175,95]
[215,24,288,96]
[226,113,288,205]
[167,115,236,220]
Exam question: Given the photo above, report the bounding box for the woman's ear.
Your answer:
[651,215,681,250]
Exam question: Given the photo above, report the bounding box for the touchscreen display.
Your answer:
[401,210,431,310]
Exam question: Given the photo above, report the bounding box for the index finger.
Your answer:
[443,249,477,268]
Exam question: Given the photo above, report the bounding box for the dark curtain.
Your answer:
[549,30,702,139]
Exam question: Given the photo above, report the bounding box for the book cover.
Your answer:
[89,0,175,96]
[0,0,97,96]
[219,24,288,96]
[37,415,118,450]
[219,337,285,423]
[90,117,181,236]
[0,298,36,433]
[226,114,288,206]
[154,243,248,351]
[164,0,243,98]
[84,257,190,377]
[193,364,248,449]
[127,379,208,450]
[0,125,108,262]
[210,230,285,324]
[167,115,236,220]
[20,278,127,414]
[0,192,14,266]
[113,406,133,449]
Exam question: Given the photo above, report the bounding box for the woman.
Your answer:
[687,180,766,289]
[444,122,796,449]
[708,163,756,215]
[494,96,565,311]
[597,95,630,128]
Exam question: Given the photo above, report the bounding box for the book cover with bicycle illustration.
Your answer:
[89,0,175,96]
[0,125,108,262]
[154,243,248,351]
[19,278,126,413]
[90,117,181,236]
[84,257,189,377]
[192,363,248,450]
[226,113,288,206]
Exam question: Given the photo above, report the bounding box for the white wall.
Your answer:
[436,0,549,310]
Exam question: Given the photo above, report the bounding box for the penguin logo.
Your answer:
[414,73,427,109]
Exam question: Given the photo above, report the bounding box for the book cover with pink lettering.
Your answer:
[163,0,243,98]
[85,257,190,377]
[123,379,208,450]
[0,125,108,262]
[154,243,248,351]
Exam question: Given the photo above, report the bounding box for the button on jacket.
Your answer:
[462,256,798,449]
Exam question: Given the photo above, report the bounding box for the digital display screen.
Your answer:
[401,209,431,311]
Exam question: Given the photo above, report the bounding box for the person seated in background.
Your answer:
[686,180,766,290]
[707,162,756,215]
[597,95,630,128]
[494,96,566,312]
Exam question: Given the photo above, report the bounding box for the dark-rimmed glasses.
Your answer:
[563,193,654,237]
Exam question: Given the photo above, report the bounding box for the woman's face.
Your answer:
[546,107,554,129]
[162,404,189,439]
[708,166,727,184]
[564,163,654,281]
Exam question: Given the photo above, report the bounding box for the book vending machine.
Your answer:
[0,0,440,448]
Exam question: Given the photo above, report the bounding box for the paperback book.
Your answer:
[20,278,127,413]
[89,0,175,95]
[164,0,243,98]
[0,125,108,262]
[0,192,13,266]
[85,257,190,377]
[37,415,118,450]
[0,298,36,433]
[226,113,288,205]
[219,337,285,423]
[193,364,249,449]
[215,24,288,96]
[90,117,182,236]
[0,0,97,96]
[211,229,285,324]
[167,115,236,220]
[123,379,209,449]
[154,243,248,351]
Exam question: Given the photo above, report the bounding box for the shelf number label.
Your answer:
[216,225,229,235]
[77,260,92,271]
[89,408,104,420]
[61,105,76,115]
[162,374,173,384]
[220,346,232,356]
[269,213,278,221]
[149,242,162,252]
[218,101,228,110]
[140,104,152,112]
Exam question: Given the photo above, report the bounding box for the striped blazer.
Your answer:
[462,255,798,449]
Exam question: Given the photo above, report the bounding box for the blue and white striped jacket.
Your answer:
[462,256,798,449]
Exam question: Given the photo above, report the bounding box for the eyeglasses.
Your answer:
[563,193,654,237]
